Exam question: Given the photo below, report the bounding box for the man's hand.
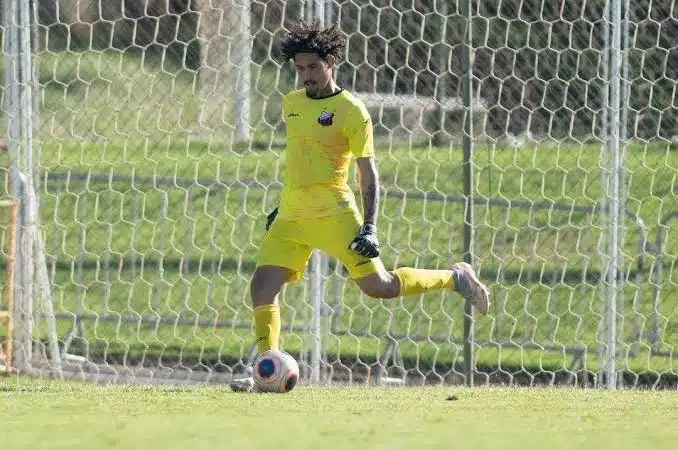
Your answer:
[349,223,380,258]
[265,207,278,231]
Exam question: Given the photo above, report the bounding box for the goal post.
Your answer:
[2,0,61,376]
[2,0,676,389]
[0,200,18,373]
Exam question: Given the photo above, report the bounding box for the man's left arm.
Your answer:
[346,104,381,258]
[356,157,379,227]
[346,103,378,225]
[349,157,381,258]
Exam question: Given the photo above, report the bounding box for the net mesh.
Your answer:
[1,0,675,387]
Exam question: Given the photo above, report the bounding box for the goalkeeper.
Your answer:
[231,19,489,392]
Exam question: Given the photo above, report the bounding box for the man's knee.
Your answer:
[355,271,400,299]
[250,266,294,306]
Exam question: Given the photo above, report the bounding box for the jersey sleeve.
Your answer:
[344,102,375,159]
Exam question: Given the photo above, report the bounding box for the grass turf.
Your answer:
[2,377,677,450]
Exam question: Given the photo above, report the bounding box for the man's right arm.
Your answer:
[265,95,289,230]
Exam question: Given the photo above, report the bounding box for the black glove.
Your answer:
[349,223,380,258]
[265,207,278,231]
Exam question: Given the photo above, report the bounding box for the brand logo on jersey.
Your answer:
[317,111,334,126]
[287,113,299,117]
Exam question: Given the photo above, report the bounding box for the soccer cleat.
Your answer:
[229,376,257,393]
[451,262,490,315]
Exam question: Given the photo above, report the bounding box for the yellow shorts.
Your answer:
[255,210,384,282]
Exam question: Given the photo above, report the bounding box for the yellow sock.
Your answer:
[253,304,281,353]
[392,267,455,296]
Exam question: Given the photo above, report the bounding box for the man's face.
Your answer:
[294,52,335,98]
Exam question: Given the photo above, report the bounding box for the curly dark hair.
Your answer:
[280,19,345,62]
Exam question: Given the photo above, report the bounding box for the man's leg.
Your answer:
[355,264,490,314]
[321,212,490,313]
[231,265,296,393]
[230,221,311,393]
[250,265,296,353]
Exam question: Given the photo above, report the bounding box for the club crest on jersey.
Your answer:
[318,111,334,126]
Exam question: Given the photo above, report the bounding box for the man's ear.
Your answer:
[325,54,336,69]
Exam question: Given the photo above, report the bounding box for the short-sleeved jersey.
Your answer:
[278,88,374,220]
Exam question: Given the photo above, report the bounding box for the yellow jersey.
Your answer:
[278,88,374,220]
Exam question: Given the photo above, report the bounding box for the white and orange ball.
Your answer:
[252,349,300,393]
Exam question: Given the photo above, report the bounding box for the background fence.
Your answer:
[0,0,676,389]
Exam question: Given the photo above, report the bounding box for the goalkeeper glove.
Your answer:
[349,223,380,258]
[265,207,278,231]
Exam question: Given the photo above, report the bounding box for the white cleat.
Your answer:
[229,376,257,393]
[451,262,490,315]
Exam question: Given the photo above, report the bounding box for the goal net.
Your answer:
[1,0,676,388]
[0,196,18,373]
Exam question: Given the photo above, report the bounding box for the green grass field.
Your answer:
[2,377,678,450]
[2,49,678,386]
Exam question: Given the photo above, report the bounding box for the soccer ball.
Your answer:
[252,349,300,393]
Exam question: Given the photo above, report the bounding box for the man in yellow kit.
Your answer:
[230,20,489,392]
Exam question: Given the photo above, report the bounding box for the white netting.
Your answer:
[0,0,676,388]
